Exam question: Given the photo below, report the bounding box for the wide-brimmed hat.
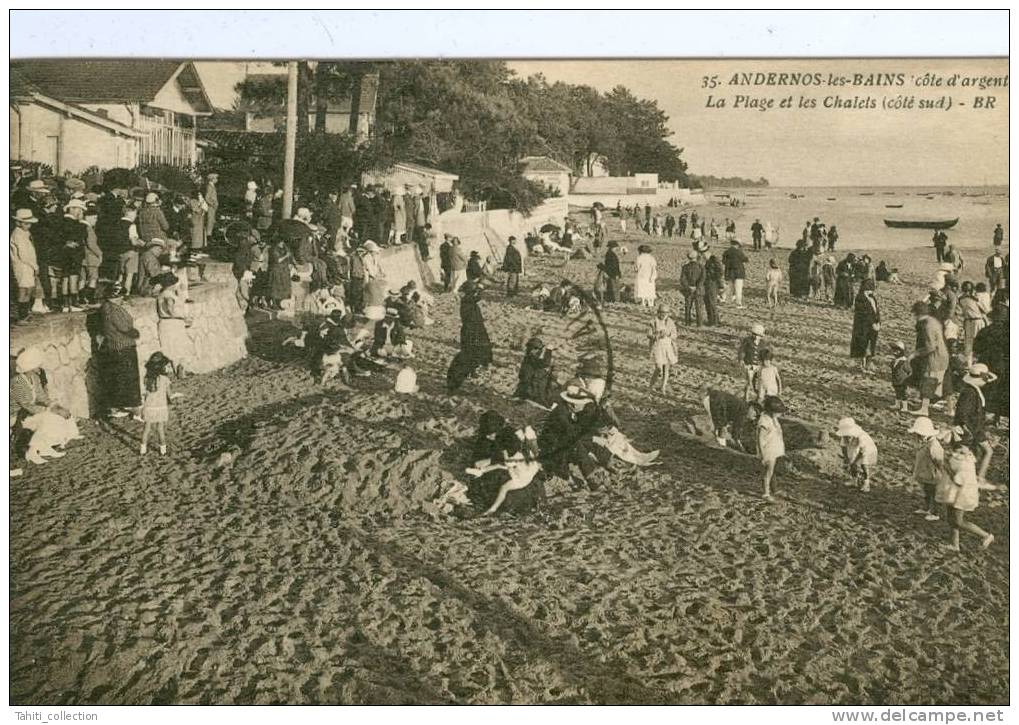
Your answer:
[65,177,86,192]
[27,179,47,192]
[560,378,594,406]
[889,341,906,354]
[687,251,697,260]
[12,208,38,224]
[751,323,765,336]
[694,240,708,253]
[836,417,863,438]
[963,363,998,387]
[247,181,258,190]
[145,192,159,204]
[64,198,87,212]
[909,417,937,437]
[15,347,43,373]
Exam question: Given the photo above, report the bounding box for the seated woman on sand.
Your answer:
[10,348,82,465]
[466,411,544,515]
[512,337,560,409]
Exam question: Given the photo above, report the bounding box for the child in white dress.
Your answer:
[765,259,783,307]
[648,305,678,392]
[140,352,173,456]
[757,396,785,502]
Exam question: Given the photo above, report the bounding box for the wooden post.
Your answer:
[282,60,298,220]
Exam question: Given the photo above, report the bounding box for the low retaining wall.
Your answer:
[9,280,249,419]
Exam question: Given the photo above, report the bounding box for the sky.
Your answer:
[195,58,1008,187]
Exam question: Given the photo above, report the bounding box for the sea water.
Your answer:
[702,186,1008,251]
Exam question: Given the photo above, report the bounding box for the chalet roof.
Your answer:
[10,68,146,138]
[9,60,213,114]
[520,155,572,173]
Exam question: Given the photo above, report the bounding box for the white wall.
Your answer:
[151,72,200,115]
[10,101,139,173]
[79,102,137,128]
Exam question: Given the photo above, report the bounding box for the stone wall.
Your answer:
[9,280,248,419]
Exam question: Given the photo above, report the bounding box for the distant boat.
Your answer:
[859,192,875,196]
[884,217,959,230]
[826,197,837,201]
[882,191,896,196]
[885,204,903,208]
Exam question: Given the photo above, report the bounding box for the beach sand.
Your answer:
[10,223,1009,704]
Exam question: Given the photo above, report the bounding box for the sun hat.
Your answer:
[889,341,906,353]
[27,179,47,192]
[65,177,85,192]
[296,207,312,221]
[687,251,697,260]
[144,192,159,204]
[908,417,937,437]
[963,363,998,387]
[560,378,594,406]
[15,347,43,373]
[12,208,38,224]
[64,198,87,212]
[247,181,258,190]
[836,417,863,438]
[751,323,765,336]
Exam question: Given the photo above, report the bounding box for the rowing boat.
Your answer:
[883,217,959,230]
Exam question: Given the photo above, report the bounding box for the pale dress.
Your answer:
[634,253,658,304]
[649,317,678,366]
[936,448,980,512]
[141,375,171,424]
[757,413,785,463]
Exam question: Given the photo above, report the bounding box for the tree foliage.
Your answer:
[230,60,692,212]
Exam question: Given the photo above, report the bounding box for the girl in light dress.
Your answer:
[754,348,782,403]
[757,395,785,502]
[648,304,678,392]
[765,258,783,307]
[140,352,174,456]
[633,245,658,309]
[936,428,996,551]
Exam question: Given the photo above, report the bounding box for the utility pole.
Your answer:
[282,60,298,219]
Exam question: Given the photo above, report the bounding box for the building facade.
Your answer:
[10,60,214,170]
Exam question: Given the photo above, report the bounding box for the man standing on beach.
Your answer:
[679,251,705,326]
[722,239,748,308]
[933,230,948,263]
[909,300,949,417]
[985,247,1007,291]
[751,218,764,251]
[993,223,1004,248]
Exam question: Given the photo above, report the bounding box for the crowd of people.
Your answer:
[9,178,1010,547]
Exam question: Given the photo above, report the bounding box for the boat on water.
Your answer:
[884,217,959,230]
[826,197,837,201]
[859,192,875,196]
[882,191,896,196]
[885,204,903,208]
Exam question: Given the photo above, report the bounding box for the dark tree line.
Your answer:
[231,60,692,211]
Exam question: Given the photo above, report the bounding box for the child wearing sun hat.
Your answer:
[836,417,878,492]
[909,416,944,521]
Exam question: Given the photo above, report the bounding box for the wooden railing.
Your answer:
[138,115,196,167]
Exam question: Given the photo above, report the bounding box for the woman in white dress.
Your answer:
[633,244,658,309]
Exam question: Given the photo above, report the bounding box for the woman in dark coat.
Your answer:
[833,253,856,308]
[513,337,560,408]
[703,253,723,326]
[466,250,484,281]
[603,242,622,302]
[267,239,294,309]
[973,306,1009,419]
[98,294,142,417]
[468,411,546,514]
[787,240,811,298]
[850,278,881,372]
[446,280,494,392]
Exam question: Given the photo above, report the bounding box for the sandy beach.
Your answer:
[10,220,1009,704]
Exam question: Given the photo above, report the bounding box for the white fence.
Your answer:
[138,115,197,167]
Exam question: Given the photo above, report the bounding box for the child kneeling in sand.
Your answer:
[836,417,877,492]
[936,427,996,551]
[757,396,785,502]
